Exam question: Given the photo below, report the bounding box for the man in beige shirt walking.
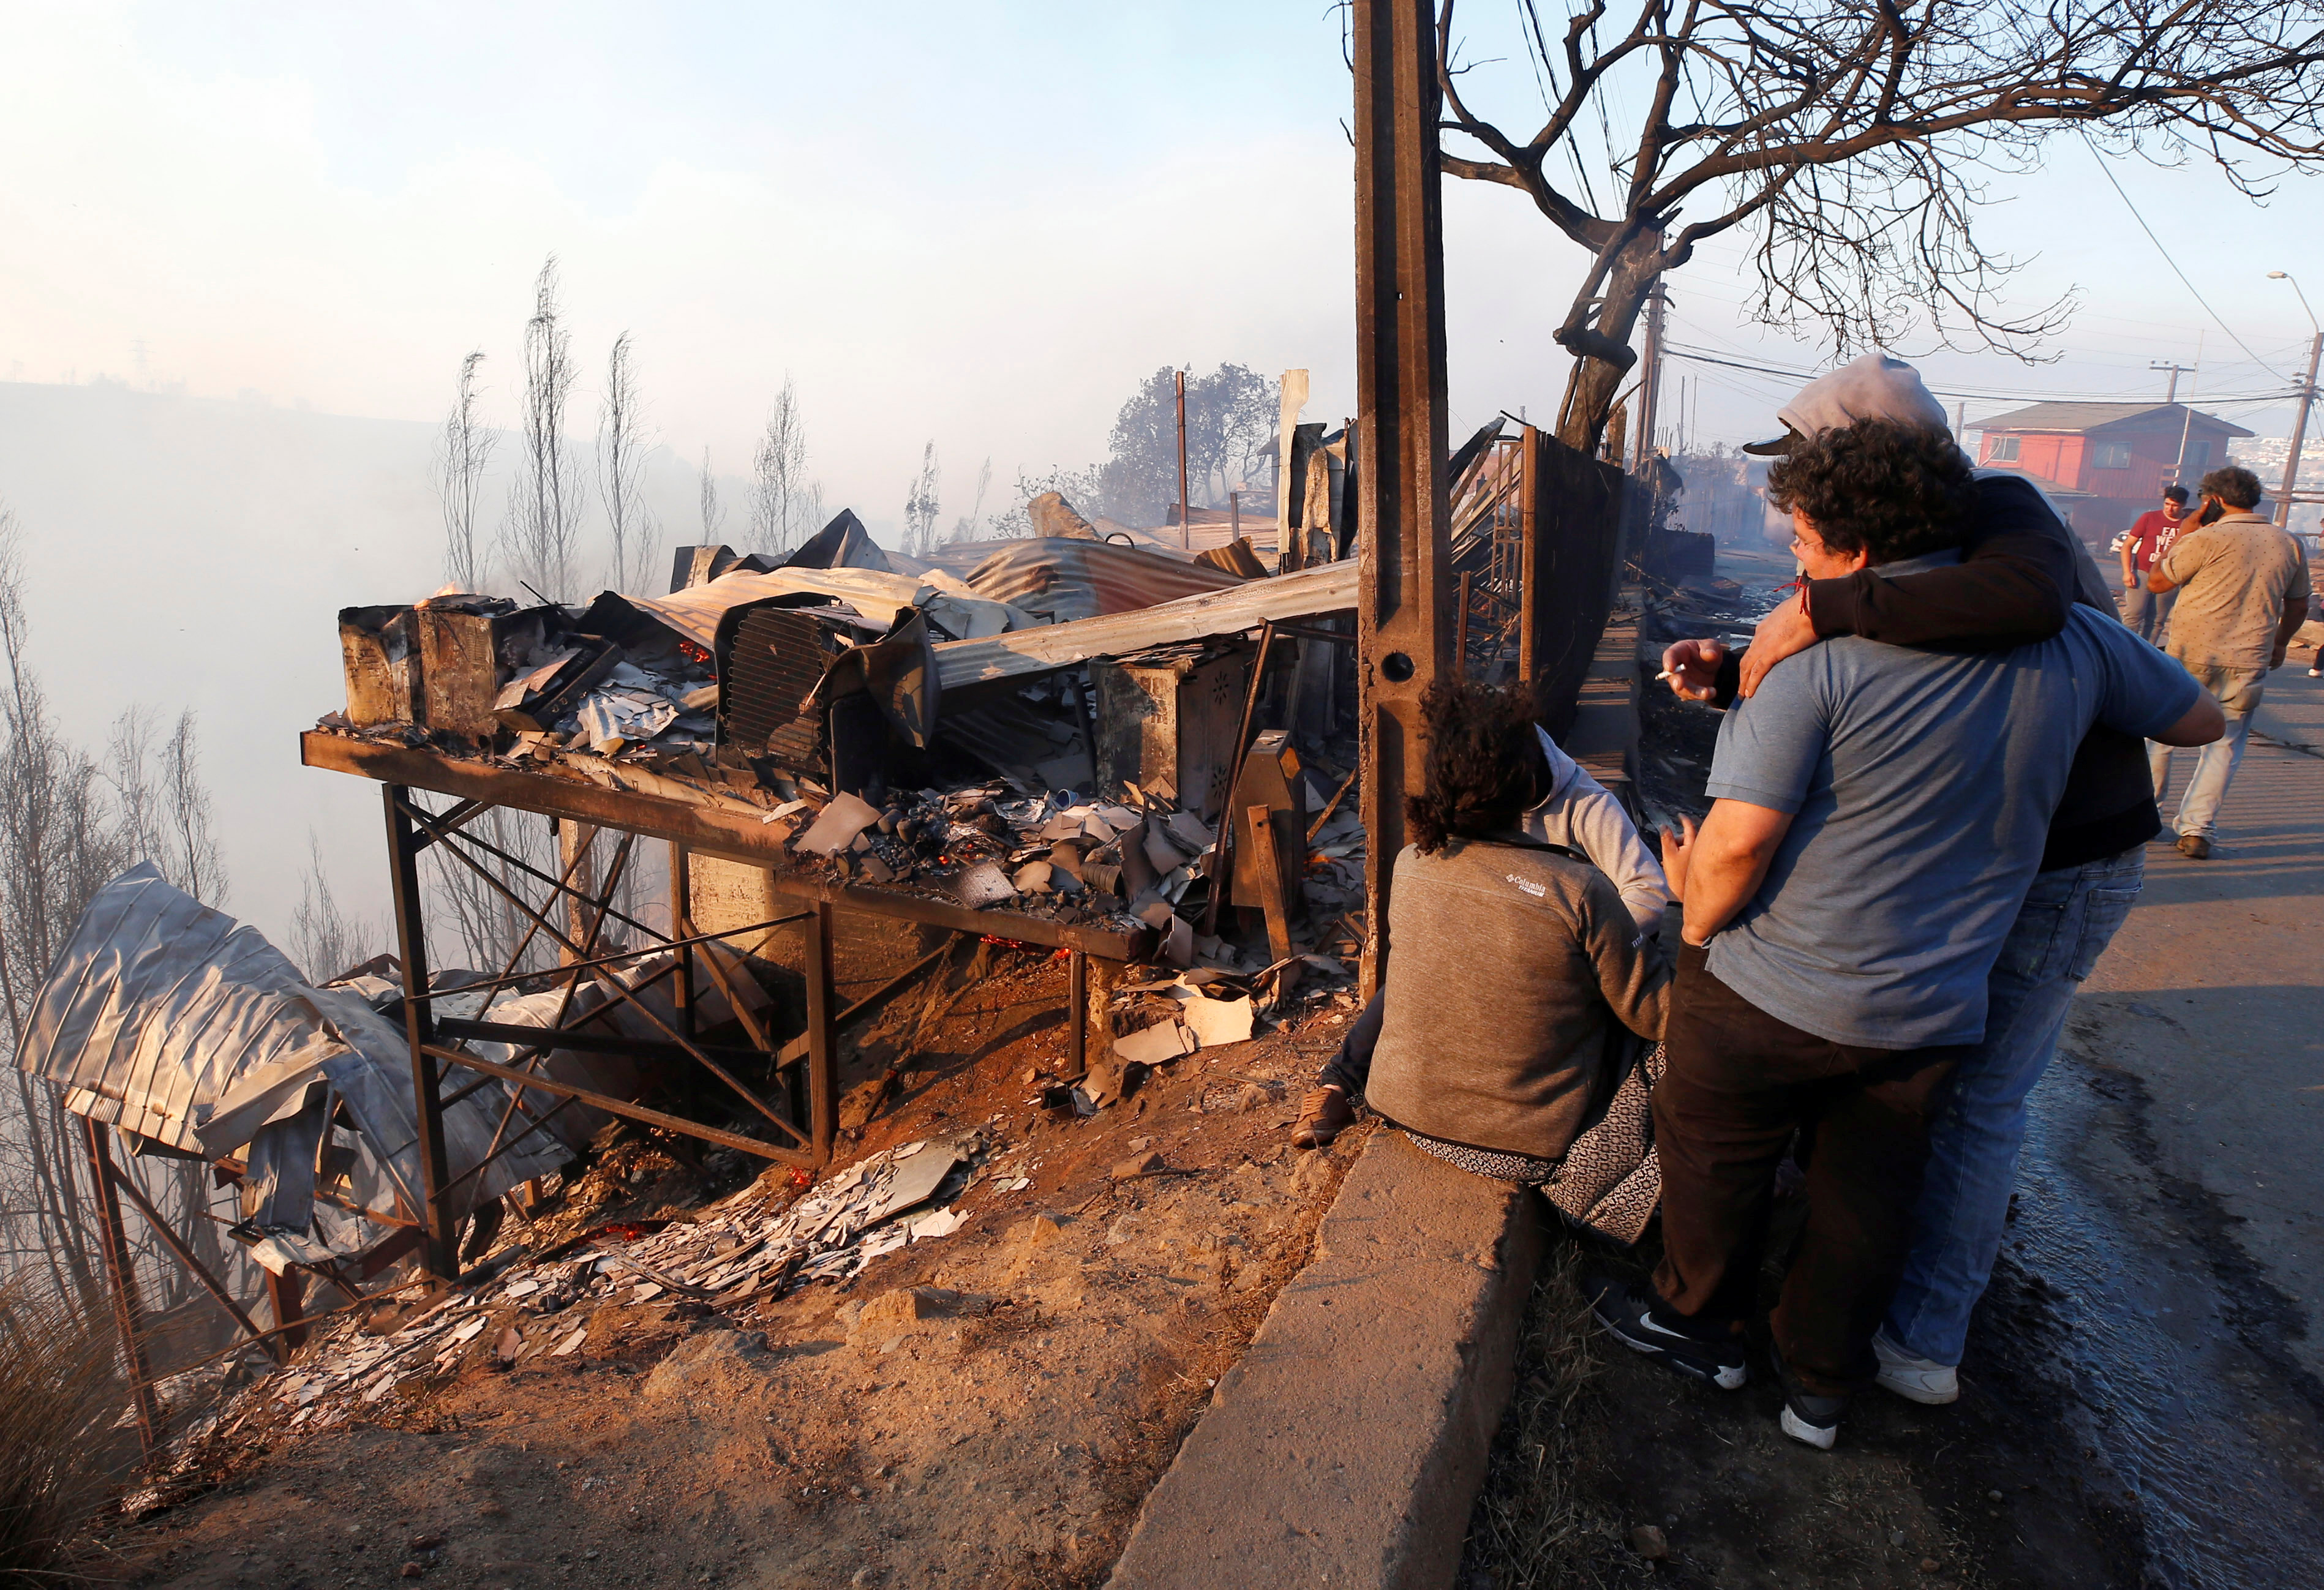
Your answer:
[2147,465,2313,857]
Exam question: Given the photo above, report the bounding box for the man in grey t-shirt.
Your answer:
[1589,420,2219,1451]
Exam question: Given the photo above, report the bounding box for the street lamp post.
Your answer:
[2267,271,2322,528]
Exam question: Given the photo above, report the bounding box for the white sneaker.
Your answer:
[1873,1329,1959,1405]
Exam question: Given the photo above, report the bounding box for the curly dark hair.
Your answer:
[1407,678,1550,855]
[1764,418,1977,564]
[2197,465,2263,511]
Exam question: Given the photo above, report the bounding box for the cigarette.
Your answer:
[1654,670,1677,681]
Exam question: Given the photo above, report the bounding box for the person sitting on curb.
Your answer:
[1292,714,1669,1150]
[1326,678,1672,1202]
[1593,415,2217,1453]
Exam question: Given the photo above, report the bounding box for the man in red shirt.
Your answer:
[2118,484,2189,642]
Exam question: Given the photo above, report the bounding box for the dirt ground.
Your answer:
[101,950,1370,1590]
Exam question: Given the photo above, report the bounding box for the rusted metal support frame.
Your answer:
[108,1166,279,1362]
[416,819,802,1142]
[400,797,490,852]
[770,939,960,1068]
[1069,949,1088,1079]
[265,1271,309,1353]
[397,792,667,945]
[423,1044,814,1166]
[384,786,461,1280]
[1352,0,1454,999]
[1200,620,1280,935]
[802,902,839,1163]
[400,912,807,1003]
[82,1118,161,1457]
[437,1018,794,1073]
[431,1096,583,1204]
[459,827,644,1168]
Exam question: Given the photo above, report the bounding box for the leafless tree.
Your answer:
[1431,1,2324,449]
[950,457,994,544]
[699,448,726,544]
[289,833,378,984]
[106,708,225,908]
[903,441,942,558]
[750,376,810,555]
[434,351,497,590]
[500,256,586,599]
[596,332,658,593]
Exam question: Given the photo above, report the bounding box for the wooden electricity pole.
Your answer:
[1353,0,1454,1000]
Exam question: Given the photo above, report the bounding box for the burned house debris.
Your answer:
[13,398,1639,1491]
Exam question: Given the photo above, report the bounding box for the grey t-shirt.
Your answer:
[1704,557,2201,1049]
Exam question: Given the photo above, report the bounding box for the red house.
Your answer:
[1972,402,2253,544]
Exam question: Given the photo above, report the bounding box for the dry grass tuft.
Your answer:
[0,1275,132,1583]
[1459,1235,1651,1590]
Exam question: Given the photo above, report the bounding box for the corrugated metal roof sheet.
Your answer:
[958,538,1247,625]
[933,560,1356,689]
[14,864,566,1239]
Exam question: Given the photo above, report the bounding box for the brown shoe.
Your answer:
[2178,833,2213,860]
[1292,1087,1354,1149]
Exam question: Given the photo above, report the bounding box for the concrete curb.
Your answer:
[1106,1130,1544,1589]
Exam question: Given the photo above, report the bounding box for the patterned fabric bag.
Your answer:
[1541,1040,1664,1245]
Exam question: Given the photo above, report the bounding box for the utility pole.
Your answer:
[2279,331,2321,527]
[2151,360,2194,403]
[1176,369,1191,550]
[1635,283,1668,465]
[1352,0,1453,1000]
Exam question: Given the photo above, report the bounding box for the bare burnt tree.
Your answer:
[950,456,993,543]
[1433,1,2324,450]
[501,256,585,598]
[903,441,941,558]
[750,376,810,555]
[596,332,658,593]
[434,350,496,590]
[290,833,378,984]
[0,508,111,1315]
[699,447,726,543]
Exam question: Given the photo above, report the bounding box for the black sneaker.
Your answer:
[1768,1338,1848,1450]
[1584,1274,1747,1390]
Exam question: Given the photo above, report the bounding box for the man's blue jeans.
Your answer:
[1883,846,2145,1367]
[2148,664,2265,839]
[2119,581,2173,645]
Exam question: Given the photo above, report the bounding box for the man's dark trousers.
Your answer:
[1651,942,1965,1397]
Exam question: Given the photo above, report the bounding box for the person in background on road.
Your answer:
[1336,678,1671,1209]
[1663,354,2217,1416]
[1600,414,2219,1453]
[2145,465,2312,858]
[1292,718,1668,1150]
[2118,484,2191,643]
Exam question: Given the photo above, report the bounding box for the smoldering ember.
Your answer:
[6,7,2324,1590]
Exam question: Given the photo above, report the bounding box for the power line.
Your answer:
[1658,341,2298,408]
[2080,137,2287,382]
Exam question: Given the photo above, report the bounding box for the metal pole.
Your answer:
[1177,369,1192,551]
[83,1119,160,1458]
[2279,331,2322,527]
[384,786,460,1278]
[1352,0,1454,1002]
[1229,489,1241,544]
[1068,949,1088,1080]
[802,902,838,1163]
[1517,425,1544,689]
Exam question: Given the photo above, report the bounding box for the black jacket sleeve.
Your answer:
[1803,474,2077,648]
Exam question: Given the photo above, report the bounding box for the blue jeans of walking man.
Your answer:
[1883,845,2145,1368]
[2148,664,2265,841]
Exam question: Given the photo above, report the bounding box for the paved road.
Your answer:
[2075,656,2324,1381]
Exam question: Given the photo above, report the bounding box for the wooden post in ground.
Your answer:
[82,1119,160,1459]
